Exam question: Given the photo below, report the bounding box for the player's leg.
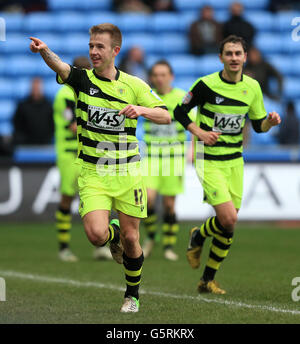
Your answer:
[142,187,158,258]
[56,156,79,262]
[118,211,144,313]
[162,195,179,261]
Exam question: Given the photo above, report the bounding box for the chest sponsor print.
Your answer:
[87,106,125,131]
[213,113,245,133]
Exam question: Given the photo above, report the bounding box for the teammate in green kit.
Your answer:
[174,35,281,294]
[54,56,112,262]
[30,23,171,312]
[142,60,195,261]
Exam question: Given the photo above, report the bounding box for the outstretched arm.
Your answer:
[29,37,71,82]
[119,105,171,124]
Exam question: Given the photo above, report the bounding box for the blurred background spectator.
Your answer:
[119,46,148,81]
[113,0,151,13]
[144,0,175,12]
[223,2,256,47]
[244,46,283,101]
[278,101,300,145]
[12,77,54,146]
[269,0,300,12]
[188,5,222,55]
[0,0,47,13]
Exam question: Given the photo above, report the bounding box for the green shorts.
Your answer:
[196,160,244,209]
[142,157,184,196]
[78,167,147,218]
[57,153,81,197]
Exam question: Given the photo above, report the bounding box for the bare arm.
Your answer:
[29,37,71,82]
[119,105,171,124]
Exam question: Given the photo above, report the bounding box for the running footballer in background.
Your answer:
[54,56,112,262]
[174,35,281,294]
[30,23,171,313]
[142,60,195,261]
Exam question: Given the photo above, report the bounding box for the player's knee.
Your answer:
[219,213,237,231]
[123,230,139,246]
[85,224,108,246]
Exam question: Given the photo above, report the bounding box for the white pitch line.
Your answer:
[0,270,300,316]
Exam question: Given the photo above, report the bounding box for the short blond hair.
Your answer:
[89,23,122,48]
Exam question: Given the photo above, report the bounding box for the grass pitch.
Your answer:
[0,220,300,324]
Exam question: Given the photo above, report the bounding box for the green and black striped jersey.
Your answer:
[57,66,166,172]
[174,71,267,167]
[143,88,194,160]
[53,85,77,157]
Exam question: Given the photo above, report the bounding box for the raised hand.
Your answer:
[29,37,48,53]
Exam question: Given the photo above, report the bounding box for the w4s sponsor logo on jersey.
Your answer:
[87,105,125,131]
[213,113,245,133]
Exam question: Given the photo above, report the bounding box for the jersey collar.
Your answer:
[219,70,243,84]
[93,67,120,82]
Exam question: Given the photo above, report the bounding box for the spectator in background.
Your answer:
[188,5,222,55]
[278,101,300,145]
[244,46,283,100]
[269,0,300,12]
[113,0,151,13]
[13,77,54,145]
[119,46,148,81]
[0,0,47,12]
[223,2,255,47]
[144,0,175,12]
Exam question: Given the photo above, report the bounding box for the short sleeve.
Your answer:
[56,65,84,93]
[134,78,167,109]
[177,79,207,114]
[248,82,267,120]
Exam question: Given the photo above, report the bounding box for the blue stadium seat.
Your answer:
[174,0,202,12]
[122,34,156,54]
[214,10,230,23]
[118,13,150,33]
[283,77,300,99]
[62,33,89,55]
[173,77,196,91]
[15,77,31,100]
[244,11,274,32]
[250,128,277,145]
[267,55,293,76]
[0,13,24,33]
[48,0,111,11]
[152,13,183,33]
[55,12,87,32]
[294,100,300,119]
[263,97,283,116]
[32,33,64,54]
[0,100,16,122]
[44,78,61,100]
[255,33,283,54]
[180,12,198,32]
[9,56,39,77]
[23,12,57,33]
[282,33,300,54]
[168,55,197,77]
[144,55,164,69]
[0,34,29,54]
[276,11,300,32]
[195,55,223,76]
[0,79,14,99]
[0,121,13,136]
[158,34,189,55]
[85,12,119,30]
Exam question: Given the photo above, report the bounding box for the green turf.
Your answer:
[0,221,300,324]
